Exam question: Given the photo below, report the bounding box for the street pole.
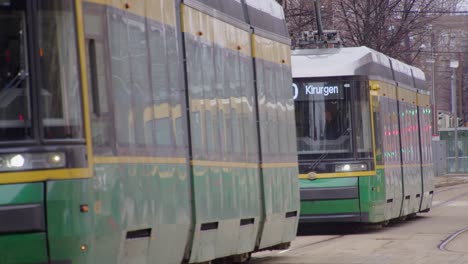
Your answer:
[430,56,436,135]
[450,60,459,172]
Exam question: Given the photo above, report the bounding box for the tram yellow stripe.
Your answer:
[261,163,298,169]
[369,81,378,169]
[397,87,417,105]
[376,163,432,169]
[181,5,251,56]
[191,160,259,169]
[252,34,291,66]
[95,157,298,169]
[84,0,177,27]
[76,0,94,177]
[369,80,397,99]
[0,169,91,185]
[299,170,376,179]
[94,156,187,164]
[417,93,431,108]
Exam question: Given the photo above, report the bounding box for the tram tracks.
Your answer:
[251,235,344,262]
[433,184,468,254]
[438,227,468,253]
[434,182,468,195]
[432,188,468,209]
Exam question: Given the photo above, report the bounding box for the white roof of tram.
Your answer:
[291,46,427,90]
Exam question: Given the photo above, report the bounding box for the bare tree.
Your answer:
[283,0,461,63]
[334,0,459,62]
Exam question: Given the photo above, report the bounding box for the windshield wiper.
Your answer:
[311,150,329,171]
[4,69,29,90]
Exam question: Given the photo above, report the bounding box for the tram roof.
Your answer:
[292,46,427,90]
[185,0,289,44]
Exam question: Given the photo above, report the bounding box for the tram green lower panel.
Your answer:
[301,199,360,215]
[258,167,299,250]
[46,162,192,264]
[358,171,386,223]
[299,177,359,223]
[47,179,95,264]
[299,175,389,223]
[189,166,260,263]
[0,233,48,264]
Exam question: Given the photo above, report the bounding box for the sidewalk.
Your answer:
[434,174,468,188]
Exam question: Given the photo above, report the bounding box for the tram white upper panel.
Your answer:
[291,46,426,89]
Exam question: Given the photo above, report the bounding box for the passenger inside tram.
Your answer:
[324,106,341,140]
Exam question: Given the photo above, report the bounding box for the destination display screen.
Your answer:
[292,81,348,101]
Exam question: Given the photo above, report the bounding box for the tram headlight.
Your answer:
[8,154,25,168]
[0,152,66,172]
[335,163,367,172]
[47,152,66,168]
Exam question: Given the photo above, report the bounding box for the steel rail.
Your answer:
[438,227,468,252]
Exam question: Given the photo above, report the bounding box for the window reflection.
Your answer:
[38,0,83,139]
[0,2,31,140]
[294,81,352,156]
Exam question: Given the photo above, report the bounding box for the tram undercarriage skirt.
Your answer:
[299,212,369,223]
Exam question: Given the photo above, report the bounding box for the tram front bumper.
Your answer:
[0,204,45,234]
[299,184,365,223]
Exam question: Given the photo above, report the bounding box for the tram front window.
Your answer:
[39,0,83,140]
[294,80,353,158]
[0,1,31,140]
[0,0,84,142]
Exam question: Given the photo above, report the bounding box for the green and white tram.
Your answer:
[0,0,299,263]
[292,47,434,224]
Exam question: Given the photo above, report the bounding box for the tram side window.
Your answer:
[214,45,225,157]
[372,95,383,165]
[265,63,278,156]
[230,51,243,155]
[186,37,204,155]
[83,3,114,153]
[277,65,289,156]
[165,28,187,150]
[128,17,153,148]
[85,38,113,150]
[149,23,177,150]
[354,81,373,158]
[240,55,257,161]
[38,0,84,140]
[0,1,32,140]
[108,12,133,148]
[201,42,218,155]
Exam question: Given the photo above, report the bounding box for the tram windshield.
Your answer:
[0,0,84,142]
[0,2,30,140]
[293,79,373,160]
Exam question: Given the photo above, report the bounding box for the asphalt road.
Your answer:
[251,182,468,264]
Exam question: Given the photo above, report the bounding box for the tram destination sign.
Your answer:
[292,81,346,101]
